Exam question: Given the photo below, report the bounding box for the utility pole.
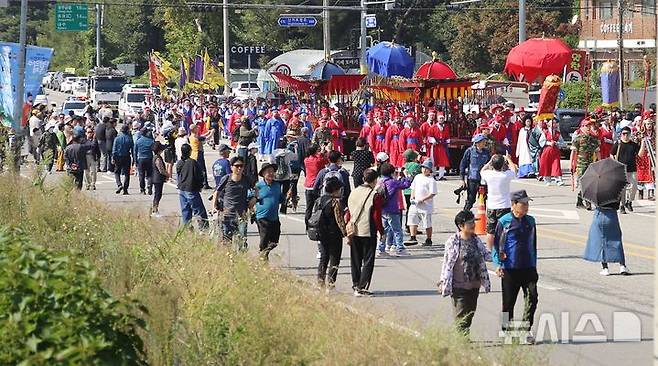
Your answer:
[518,0,526,43]
[323,0,331,61]
[359,0,367,74]
[15,0,27,131]
[223,0,230,96]
[96,4,101,67]
[617,0,625,109]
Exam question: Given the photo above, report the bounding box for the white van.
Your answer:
[231,81,260,100]
[118,84,151,122]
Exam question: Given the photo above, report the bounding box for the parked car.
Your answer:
[555,108,586,152]
[59,77,78,93]
[72,81,88,98]
[52,72,74,90]
[60,98,88,117]
[231,81,260,100]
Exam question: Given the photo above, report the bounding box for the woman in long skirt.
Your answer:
[516,118,535,178]
[538,119,565,186]
[583,196,630,276]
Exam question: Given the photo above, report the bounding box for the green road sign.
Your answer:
[55,3,88,32]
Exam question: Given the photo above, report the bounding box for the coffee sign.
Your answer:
[600,23,633,34]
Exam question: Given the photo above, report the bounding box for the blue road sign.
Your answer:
[278,16,318,27]
[365,15,377,28]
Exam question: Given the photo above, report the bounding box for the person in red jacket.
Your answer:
[427,113,451,179]
[327,111,345,153]
[385,114,404,167]
[419,109,437,142]
[360,111,374,141]
[369,112,388,155]
[489,115,509,147]
[303,143,329,228]
[597,117,614,159]
[399,115,422,153]
[538,118,565,185]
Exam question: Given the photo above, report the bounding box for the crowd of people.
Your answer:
[9,89,657,342]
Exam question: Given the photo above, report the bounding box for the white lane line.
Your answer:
[487,270,562,291]
[632,213,655,218]
[281,214,305,223]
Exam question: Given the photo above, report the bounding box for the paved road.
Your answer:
[42,88,655,365]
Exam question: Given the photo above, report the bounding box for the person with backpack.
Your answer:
[269,138,297,214]
[347,169,384,297]
[244,142,260,188]
[255,163,283,260]
[285,130,302,211]
[211,144,232,187]
[212,156,254,247]
[313,177,347,292]
[303,144,329,228]
[377,162,412,257]
[313,150,351,206]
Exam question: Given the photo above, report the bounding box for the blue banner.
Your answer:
[0,42,53,128]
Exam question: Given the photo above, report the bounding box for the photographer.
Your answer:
[459,134,491,211]
[480,154,517,250]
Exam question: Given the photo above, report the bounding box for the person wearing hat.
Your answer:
[211,144,232,187]
[459,134,491,211]
[212,156,254,246]
[368,113,388,156]
[399,115,422,153]
[635,116,655,201]
[492,189,538,344]
[263,108,286,161]
[385,113,405,167]
[269,136,297,214]
[611,126,640,214]
[38,120,59,174]
[311,117,333,151]
[437,210,492,335]
[407,159,438,247]
[244,142,260,188]
[570,118,600,209]
[254,163,283,260]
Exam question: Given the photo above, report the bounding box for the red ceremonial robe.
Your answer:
[369,123,388,155]
[538,128,562,177]
[384,123,403,167]
[399,126,422,152]
[598,126,614,159]
[427,123,451,168]
[327,118,345,153]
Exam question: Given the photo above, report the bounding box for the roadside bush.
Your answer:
[0,227,147,366]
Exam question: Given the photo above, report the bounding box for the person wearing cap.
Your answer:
[263,108,286,160]
[112,124,134,195]
[375,151,389,175]
[437,210,492,335]
[254,108,268,160]
[635,116,655,201]
[492,189,538,344]
[254,163,283,260]
[212,156,254,247]
[347,168,384,297]
[244,142,260,188]
[425,112,451,180]
[384,114,404,167]
[408,159,438,247]
[571,118,600,209]
[211,144,232,187]
[611,126,640,213]
[38,121,59,174]
[269,137,298,214]
[311,117,332,151]
[399,115,422,153]
[368,113,388,156]
[459,134,491,211]
[64,133,87,190]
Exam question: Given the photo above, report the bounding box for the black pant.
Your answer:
[279,179,291,214]
[501,268,539,331]
[318,234,343,285]
[352,175,363,188]
[257,219,281,252]
[137,158,153,192]
[452,287,480,334]
[152,182,164,209]
[114,155,131,193]
[212,125,220,146]
[464,179,482,211]
[69,170,83,190]
[350,236,377,290]
[304,190,318,229]
[404,193,411,229]
[289,178,299,200]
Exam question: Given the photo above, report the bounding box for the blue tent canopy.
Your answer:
[366,41,414,78]
[309,61,345,80]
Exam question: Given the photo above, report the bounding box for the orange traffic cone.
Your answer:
[474,186,487,236]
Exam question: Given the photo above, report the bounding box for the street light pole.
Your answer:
[518,0,526,43]
[359,0,367,74]
[617,0,625,109]
[96,4,101,67]
[223,0,231,96]
[15,0,27,131]
[323,0,331,61]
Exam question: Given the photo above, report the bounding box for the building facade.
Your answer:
[578,0,656,81]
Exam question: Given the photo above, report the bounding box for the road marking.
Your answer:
[530,208,580,220]
[538,227,654,253]
[281,214,305,223]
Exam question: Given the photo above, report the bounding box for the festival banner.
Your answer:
[0,42,53,128]
[193,54,204,82]
[600,61,620,108]
[565,50,587,83]
[179,57,187,89]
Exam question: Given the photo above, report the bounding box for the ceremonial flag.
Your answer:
[188,56,195,84]
[194,54,204,82]
[148,53,160,87]
[202,49,225,88]
[179,57,187,89]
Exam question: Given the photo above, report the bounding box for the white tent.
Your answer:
[265,49,352,78]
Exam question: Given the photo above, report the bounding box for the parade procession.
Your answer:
[0,1,657,365]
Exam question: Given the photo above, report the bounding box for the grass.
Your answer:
[0,173,544,365]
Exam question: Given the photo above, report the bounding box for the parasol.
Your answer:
[309,61,345,81]
[503,37,572,82]
[366,41,414,78]
[415,54,457,80]
[580,158,628,206]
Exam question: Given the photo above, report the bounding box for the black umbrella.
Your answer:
[580,158,628,206]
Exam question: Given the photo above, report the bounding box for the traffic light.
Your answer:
[188,3,221,12]
[384,0,396,10]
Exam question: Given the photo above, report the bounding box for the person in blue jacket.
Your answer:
[459,133,491,211]
[112,124,134,195]
[263,107,286,159]
[492,189,538,345]
[134,128,155,195]
[254,108,268,159]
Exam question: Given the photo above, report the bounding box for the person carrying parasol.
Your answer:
[571,118,600,210]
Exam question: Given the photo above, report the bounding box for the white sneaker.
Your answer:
[316,251,321,259]
[556,180,565,186]
[599,268,610,276]
[545,181,552,186]
[620,265,631,275]
[376,250,389,258]
[353,290,364,297]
